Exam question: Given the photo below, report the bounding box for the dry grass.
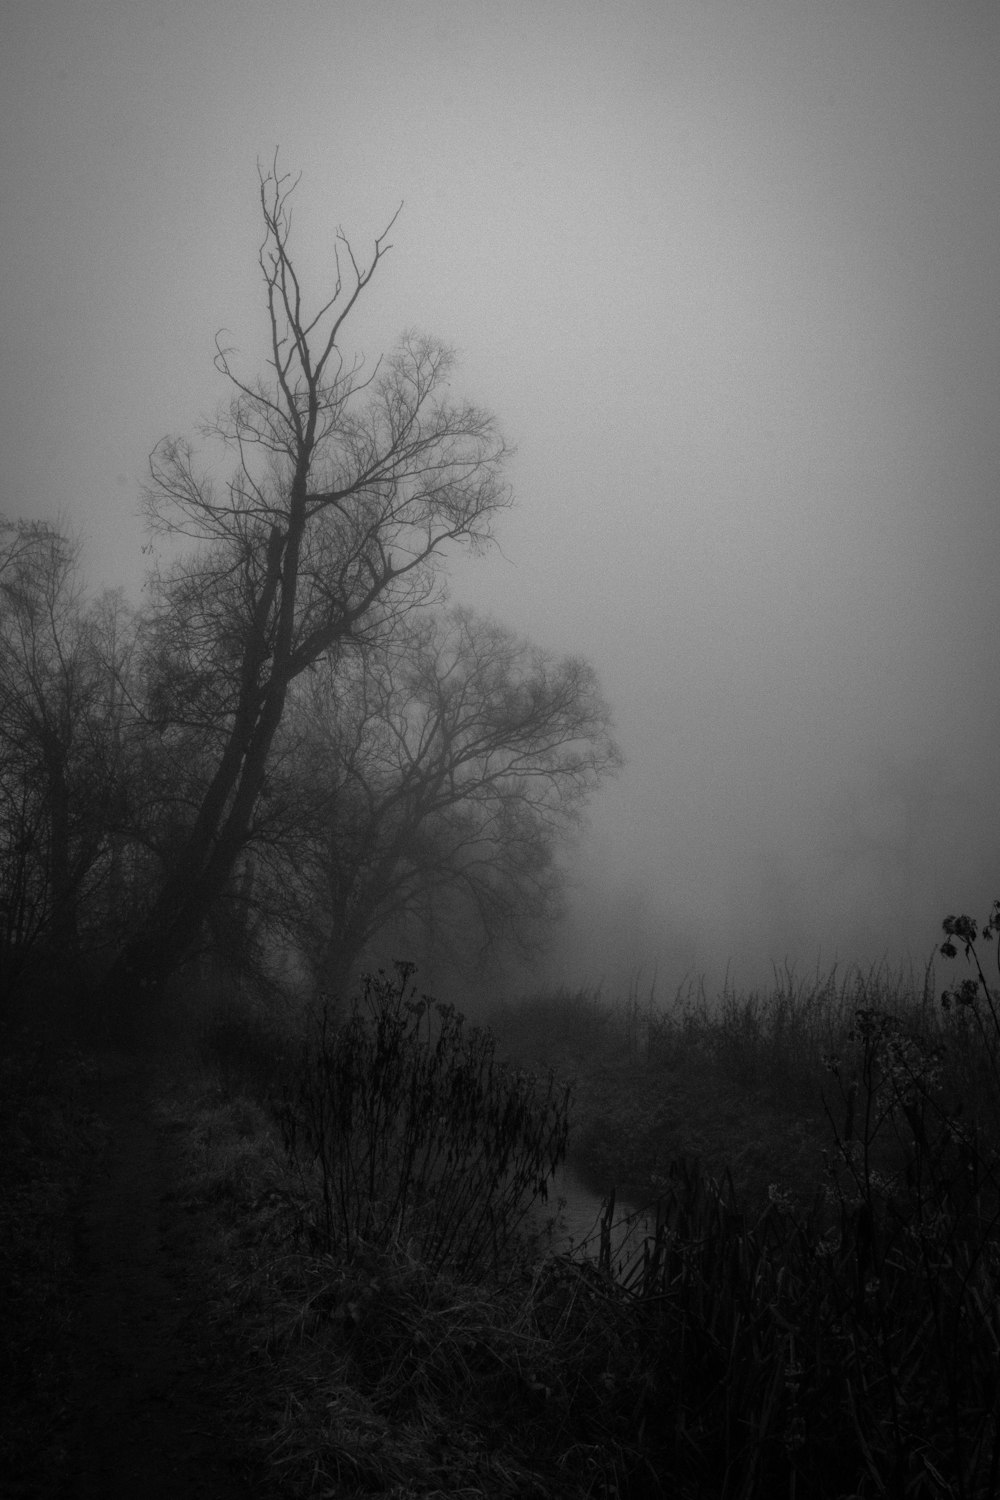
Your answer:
[150,1062,659,1497]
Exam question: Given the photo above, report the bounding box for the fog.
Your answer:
[4,0,997,997]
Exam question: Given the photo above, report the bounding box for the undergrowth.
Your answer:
[0,1040,106,1496]
[8,904,1000,1496]
[173,925,1000,1497]
[275,963,572,1280]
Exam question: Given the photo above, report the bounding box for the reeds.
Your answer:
[582,1138,999,1497]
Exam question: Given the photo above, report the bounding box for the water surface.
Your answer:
[530,1162,656,1269]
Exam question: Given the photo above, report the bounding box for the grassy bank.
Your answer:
[5,912,1000,1496]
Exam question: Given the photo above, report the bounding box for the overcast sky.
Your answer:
[4,0,998,995]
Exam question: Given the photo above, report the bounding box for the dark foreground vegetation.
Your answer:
[4,908,1000,1497]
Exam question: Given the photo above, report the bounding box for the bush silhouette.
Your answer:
[277,963,571,1278]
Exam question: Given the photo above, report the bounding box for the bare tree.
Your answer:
[0,522,136,1002]
[261,606,622,995]
[105,161,511,1016]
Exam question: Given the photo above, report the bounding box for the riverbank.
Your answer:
[0,1035,664,1498]
[6,951,1000,1497]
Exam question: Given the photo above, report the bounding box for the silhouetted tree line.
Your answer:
[0,162,620,1037]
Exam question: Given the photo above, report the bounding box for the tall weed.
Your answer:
[276,963,572,1280]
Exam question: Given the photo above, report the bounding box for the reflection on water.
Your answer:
[528,1161,656,1269]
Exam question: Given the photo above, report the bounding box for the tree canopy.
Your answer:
[258,605,621,994]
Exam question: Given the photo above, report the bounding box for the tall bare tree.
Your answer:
[106,162,511,1017]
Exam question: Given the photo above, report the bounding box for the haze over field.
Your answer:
[4,0,998,995]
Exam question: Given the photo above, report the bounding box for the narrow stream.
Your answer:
[528,1161,656,1268]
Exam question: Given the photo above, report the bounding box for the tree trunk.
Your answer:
[102,525,298,1042]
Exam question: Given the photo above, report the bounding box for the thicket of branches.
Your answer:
[0,164,620,1035]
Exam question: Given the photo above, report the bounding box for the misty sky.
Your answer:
[3,0,998,994]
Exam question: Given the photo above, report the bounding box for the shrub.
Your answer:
[276,963,572,1280]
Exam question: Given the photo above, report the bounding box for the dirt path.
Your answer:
[57,1057,266,1499]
